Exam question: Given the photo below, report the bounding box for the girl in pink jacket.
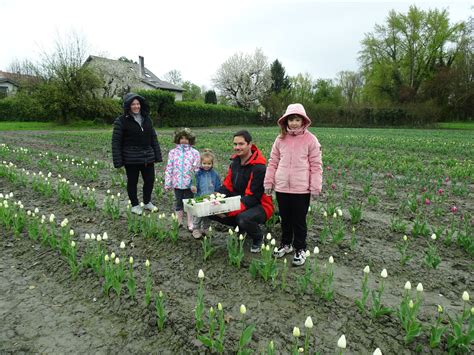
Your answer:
[264,103,323,266]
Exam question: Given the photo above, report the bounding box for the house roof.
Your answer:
[84,55,184,92]
[0,77,19,86]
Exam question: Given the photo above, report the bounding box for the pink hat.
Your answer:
[277,103,311,127]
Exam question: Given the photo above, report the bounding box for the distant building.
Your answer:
[84,55,184,101]
[0,70,40,98]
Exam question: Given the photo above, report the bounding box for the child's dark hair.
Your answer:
[201,149,216,167]
[233,129,252,143]
[173,127,196,145]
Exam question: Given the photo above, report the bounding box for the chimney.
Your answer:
[138,56,145,78]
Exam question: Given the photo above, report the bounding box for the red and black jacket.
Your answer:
[219,144,274,220]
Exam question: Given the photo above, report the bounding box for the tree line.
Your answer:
[1,6,472,125]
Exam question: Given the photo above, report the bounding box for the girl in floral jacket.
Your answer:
[264,103,323,266]
[164,128,200,231]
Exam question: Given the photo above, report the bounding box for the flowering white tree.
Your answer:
[213,48,271,110]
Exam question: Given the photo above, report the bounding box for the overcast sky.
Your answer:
[0,0,471,89]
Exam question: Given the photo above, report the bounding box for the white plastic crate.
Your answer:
[183,195,241,217]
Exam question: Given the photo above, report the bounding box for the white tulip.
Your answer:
[69,229,74,236]
[235,226,239,233]
[270,239,276,246]
[337,334,347,349]
[198,269,205,279]
[70,241,76,247]
[462,291,469,302]
[380,269,388,278]
[49,214,55,223]
[364,265,370,274]
[239,234,244,241]
[313,246,320,254]
[337,208,342,216]
[403,235,408,241]
[104,254,109,262]
[304,316,313,329]
[110,252,116,259]
[416,283,423,292]
[431,233,437,240]
[266,233,272,240]
[115,257,120,265]
[96,235,102,242]
[328,256,334,264]
[120,241,126,249]
[305,250,311,258]
[84,233,90,240]
[404,281,412,290]
[145,259,150,267]
[240,304,247,314]
[293,327,300,337]
[373,348,382,355]
[409,300,414,308]
[91,233,96,240]
[102,232,108,240]
[333,213,337,219]
[129,256,134,264]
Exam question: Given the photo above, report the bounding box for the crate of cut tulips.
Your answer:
[183,193,241,217]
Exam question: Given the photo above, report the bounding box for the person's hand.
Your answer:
[264,188,273,196]
[190,186,197,193]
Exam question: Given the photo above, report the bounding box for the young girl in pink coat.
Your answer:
[264,103,323,266]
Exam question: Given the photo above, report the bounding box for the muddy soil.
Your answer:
[0,130,472,354]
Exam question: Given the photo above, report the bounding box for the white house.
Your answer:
[0,76,19,98]
[84,55,184,101]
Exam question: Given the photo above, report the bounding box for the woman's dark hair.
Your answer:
[233,130,252,143]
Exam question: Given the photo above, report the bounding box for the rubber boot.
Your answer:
[186,212,194,232]
[176,210,183,227]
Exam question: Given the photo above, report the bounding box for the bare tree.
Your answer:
[164,69,183,85]
[213,48,271,110]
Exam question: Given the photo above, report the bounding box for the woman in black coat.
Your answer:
[112,93,162,215]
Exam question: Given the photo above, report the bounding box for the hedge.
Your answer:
[160,101,260,127]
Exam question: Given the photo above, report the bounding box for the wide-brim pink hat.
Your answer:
[277,103,312,127]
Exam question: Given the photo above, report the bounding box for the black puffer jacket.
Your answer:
[112,93,162,168]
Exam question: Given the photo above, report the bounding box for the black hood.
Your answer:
[123,93,150,116]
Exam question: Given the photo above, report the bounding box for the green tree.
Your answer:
[270,59,290,93]
[313,79,342,105]
[289,73,315,106]
[360,6,467,104]
[35,32,102,123]
[337,71,363,106]
[182,81,203,102]
[204,90,217,104]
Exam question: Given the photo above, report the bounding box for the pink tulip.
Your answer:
[331,183,336,190]
[445,177,450,183]
[450,206,458,213]
[425,198,431,205]
[437,188,443,195]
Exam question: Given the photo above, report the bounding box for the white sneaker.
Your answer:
[143,202,157,211]
[131,205,143,215]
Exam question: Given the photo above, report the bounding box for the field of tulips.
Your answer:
[0,126,472,353]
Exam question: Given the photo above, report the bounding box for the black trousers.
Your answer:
[174,188,194,211]
[276,192,310,251]
[209,204,266,242]
[124,164,155,206]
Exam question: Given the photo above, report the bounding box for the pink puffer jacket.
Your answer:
[264,104,323,194]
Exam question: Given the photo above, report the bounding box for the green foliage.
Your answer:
[162,101,259,127]
[182,81,203,102]
[0,92,48,121]
[136,89,175,123]
[270,59,290,94]
[360,6,467,105]
[204,90,217,104]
